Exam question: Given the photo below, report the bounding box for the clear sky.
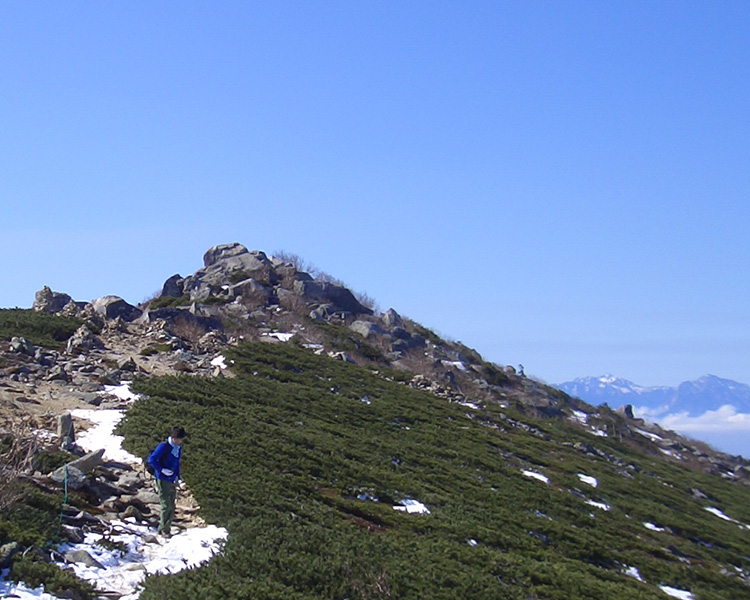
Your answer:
[2,2,749,388]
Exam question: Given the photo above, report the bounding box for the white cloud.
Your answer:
[656,405,750,433]
[635,404,750,457]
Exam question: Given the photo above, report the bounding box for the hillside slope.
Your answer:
[2,242,750,599]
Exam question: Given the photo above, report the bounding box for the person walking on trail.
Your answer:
[148,427,187,538]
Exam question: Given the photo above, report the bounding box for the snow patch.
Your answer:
[394,499,430,514]
[522,470,549,484]
[56,520,227,599]
[585,500,610,511]
[623,565,644,582]
[659,585,695,599]
[458,400,480,410]
[263,332,294,342]
[71,409,141,465]
[570,410,588,424]
[441,360,467,371]
[101,382,141,403]
[211,355,228,369]
[635,428,664,442]
[644,522,666,532]
[577,474,598,488]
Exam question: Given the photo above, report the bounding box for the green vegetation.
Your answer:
[0,308,82,348]
[149,294,191,309]
[9,553,96,600]
[115,342,750,599]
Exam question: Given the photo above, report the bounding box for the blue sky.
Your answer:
[2,2,749,389]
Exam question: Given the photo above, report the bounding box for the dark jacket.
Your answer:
[148,440,181,483]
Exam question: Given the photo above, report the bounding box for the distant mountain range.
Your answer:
[555,374,750,416]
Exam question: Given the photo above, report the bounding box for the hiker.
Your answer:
[148,426,187,538]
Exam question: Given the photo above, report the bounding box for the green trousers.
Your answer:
[155,478,176,534]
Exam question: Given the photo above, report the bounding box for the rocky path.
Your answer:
[2,376,228,599]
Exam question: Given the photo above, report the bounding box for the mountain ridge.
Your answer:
[556,374,750,416]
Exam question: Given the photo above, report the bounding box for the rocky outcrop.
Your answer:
[33,286,73,314]
[151,243,372,318]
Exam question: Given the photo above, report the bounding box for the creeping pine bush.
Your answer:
[117,342,750,600]
[0,308,82,348]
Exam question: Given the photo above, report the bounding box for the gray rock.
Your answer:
[58,412,75,449]
[33,286,73,314]
[64,549,104,569]
[52,449,105,478]
[62,525,85,544]
[50,465,88,490]
[46,365,69,382]
[92,295,143,322]
[116,472,142,491]
[10,337,35,356]
[135,490,160,506]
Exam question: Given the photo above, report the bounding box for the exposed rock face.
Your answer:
[33,286,73,314]
[161,274,185,298]
[292,280,371,315]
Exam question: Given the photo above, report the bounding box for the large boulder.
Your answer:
[204,242,253,267]
[33,286,73,314]
[92,296,142,322]
[350,320,386,339]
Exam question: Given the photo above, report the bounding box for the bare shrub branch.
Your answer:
[0,420,40,511]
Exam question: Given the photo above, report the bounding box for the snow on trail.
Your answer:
[71,408,141,465]
[1,390,228,600]
[58,520,227,600]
